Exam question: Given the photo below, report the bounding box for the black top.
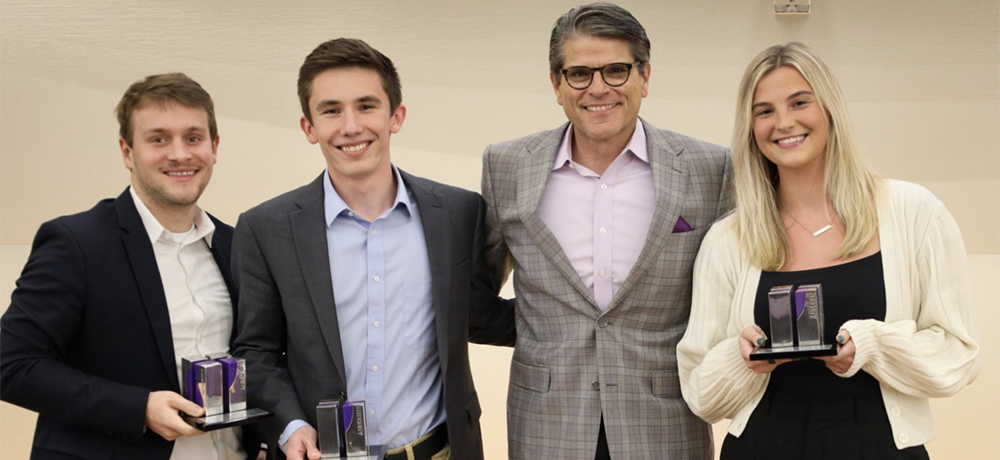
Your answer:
[754,251,886,393]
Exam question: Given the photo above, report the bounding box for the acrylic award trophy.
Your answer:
[317,399,343,459]
[317,399,388,459]
[181,354,273,430]
[750,284,837,360]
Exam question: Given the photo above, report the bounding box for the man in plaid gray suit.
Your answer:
[481,3,732,459]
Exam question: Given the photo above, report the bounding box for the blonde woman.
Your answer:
[677,42,980,459]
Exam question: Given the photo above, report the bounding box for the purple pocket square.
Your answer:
[672,216,694,233]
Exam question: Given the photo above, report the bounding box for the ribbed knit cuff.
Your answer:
[838,319,881,378]
[730,337,764,386]
[690,336,768,422]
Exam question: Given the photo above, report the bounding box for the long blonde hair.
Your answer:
[731,42,881,270]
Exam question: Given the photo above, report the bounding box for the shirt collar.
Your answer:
[129,186,215,247]
[552,119,649,171]
[323,165,413,227]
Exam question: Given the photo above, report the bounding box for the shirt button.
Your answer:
[598,270,606,278]
[890,405,901,417]
[599,227,607,234]
[591,380,600,390]
[347,211,355,217]
[371,230,378,236]
[597,317,609,328]
[600,183,607,190]
[373,275,380,282]
[373,320,380,327]
[898,434,909,444]
[371,365,379,372]
[369,409,375,415]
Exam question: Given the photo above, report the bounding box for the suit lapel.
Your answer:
[115,190,180,391]
[403,172,453,374]
[290,174,348,387]
[207,215,240,345]
[517,124,598,310]
[607,121,688,310]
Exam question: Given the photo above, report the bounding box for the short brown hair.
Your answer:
[298,38,402,123]
[115,73,216,146]
[549,3,651,83]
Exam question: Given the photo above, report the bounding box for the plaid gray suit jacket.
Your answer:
[481,119,733,459]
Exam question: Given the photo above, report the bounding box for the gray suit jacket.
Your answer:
[481,119,733,459]
[231,171,514,460]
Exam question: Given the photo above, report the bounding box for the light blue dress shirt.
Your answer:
[279,167,445,451]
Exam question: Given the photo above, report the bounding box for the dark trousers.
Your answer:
[595,414,610,460]
[721,384,930,460]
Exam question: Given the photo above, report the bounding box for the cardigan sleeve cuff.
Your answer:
[688,336,768,421]
[837,319,880,378]
[701,336,763,387]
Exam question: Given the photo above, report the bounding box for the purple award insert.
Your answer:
[195,360,224,416]
[181,356,206,404]
[342,400,369,457]
[217,356,247,413]
[794,284,824,346]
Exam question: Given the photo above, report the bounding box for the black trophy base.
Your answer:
[749,343,837,361]
[184,407,273,431]
[320,445,388,460]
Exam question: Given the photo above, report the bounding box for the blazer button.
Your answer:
[591,380,600,390]
[597,317,609,328]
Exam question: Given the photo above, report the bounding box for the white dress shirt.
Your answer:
[130,187,245,460]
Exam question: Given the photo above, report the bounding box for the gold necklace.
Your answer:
[782,206,833,237]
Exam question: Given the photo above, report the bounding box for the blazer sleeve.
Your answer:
[467,193,516,347]
[230,212,309,441]
[0,220,151,438]
[715,150,736,220]
[480,144,514,291]
[839,196,981,398]
[677,222,769,423]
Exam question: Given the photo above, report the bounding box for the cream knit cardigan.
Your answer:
[677,179,981,449]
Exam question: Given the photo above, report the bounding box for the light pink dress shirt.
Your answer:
[536,121,655,309]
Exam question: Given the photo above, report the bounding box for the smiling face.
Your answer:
[551,36,649,152]
[751,66,829,175]
[121,101,218,214]
[300,67,405,187]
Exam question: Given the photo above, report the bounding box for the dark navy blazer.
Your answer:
[1,188,261,459]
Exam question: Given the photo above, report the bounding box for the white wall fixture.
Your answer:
[775,0,811,14]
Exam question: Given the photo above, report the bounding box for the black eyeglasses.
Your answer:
[560,62,641,90]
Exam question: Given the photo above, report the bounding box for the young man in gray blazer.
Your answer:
[481,4,733,459]
[231,38,513,460]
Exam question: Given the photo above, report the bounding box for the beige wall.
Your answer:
[1,0,997,458]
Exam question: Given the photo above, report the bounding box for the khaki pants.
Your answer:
[384,427,450,460]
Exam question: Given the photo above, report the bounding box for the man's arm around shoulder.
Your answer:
[466,188,515,347]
